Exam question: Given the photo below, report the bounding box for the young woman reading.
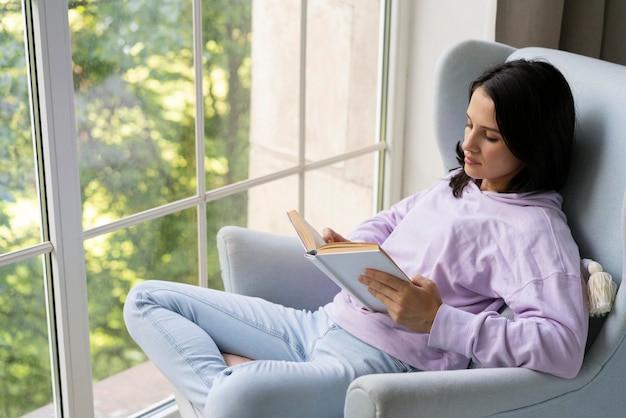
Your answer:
[124,59,588,418]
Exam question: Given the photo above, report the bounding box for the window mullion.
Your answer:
[378,0,410,210]
[298,0,307,215]
[192,0,208,288]
[29,0,94,416]
[374,0,393,212]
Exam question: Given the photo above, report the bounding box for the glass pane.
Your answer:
[206,190,253,289]
[0,4,53,415]
[305,153,376,233]
[203,0,258,186]
[0,1,42,253]
[305,0,381,161]
[247,0,381,218]
[69,0,197,229]
[247,0,302,179]
[0,258,53,417]
[246,176,298,235]
[85,208,197,415]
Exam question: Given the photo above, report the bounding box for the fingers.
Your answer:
[322,228,335,242]
[360,270,442,333]
[358,274,399,315]
[410,274,429,287]
[322,227,348,243]
[360,268,407,291]
[358,269,409,311]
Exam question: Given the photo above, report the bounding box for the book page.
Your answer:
[317,242,379,254]
[287,210,327,251]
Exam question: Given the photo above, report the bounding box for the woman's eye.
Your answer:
[484,133,499,142]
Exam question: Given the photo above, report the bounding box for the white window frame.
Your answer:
[25,0,93,415]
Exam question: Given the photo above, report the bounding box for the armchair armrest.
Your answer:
[345,367,585,418]
[216,226,340,311]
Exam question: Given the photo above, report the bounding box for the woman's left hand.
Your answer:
[359,269,442,333]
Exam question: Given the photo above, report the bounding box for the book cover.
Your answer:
[287,210,410,312]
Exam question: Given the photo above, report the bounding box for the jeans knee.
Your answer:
[123,280,157,331]
[203,364,343,418]
[203,371,267,417]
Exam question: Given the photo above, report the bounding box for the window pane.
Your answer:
[206,190,252,288]
[0,4,53,416]
[304,153,377,233]
[202,0,255,189]
[84,208,197,415]
[69,0,196,229]
[245,177,299,234]
[248,0,381,179]
[0,1,42,253]
[305,0,381,161]
[247,0,382,224]
[0,258,53,417]
[248,0,302,179]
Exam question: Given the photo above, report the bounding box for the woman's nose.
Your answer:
[463,128,479,152]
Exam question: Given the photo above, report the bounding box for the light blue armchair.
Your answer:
[179,40,626,417]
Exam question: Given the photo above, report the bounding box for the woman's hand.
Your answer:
[322,227,349,243]
[359,269,442,333]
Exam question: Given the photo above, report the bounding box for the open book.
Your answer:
[286,209,410,313]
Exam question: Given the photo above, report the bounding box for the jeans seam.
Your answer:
[144,288,309,366]
[204,298,309,361]
[307,323,338,360]
[136,295,216,386]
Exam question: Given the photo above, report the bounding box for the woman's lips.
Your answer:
[464,156,480,166]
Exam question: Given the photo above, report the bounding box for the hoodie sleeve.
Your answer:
[428,271,589,378]
[347,192,421,243]
[347,179,448,244]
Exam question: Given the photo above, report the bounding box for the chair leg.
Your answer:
[173,386,199,418]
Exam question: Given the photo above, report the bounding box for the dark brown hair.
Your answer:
[450,59,575,197]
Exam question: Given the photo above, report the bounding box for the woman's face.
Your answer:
[462,87,525,192]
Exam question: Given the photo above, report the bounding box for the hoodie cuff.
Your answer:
[429,304,475,357]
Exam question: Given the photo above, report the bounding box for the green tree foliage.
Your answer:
[0,0,252,414]
[0,260,51,418]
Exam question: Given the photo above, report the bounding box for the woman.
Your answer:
[124,59,588,418]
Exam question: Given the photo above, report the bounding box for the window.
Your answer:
[0,1,54,415]
[0,0,392,415]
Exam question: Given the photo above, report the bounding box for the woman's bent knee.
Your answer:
[203,363,344,418]
[123,280,162,334]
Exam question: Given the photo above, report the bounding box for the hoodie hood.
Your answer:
[482,185,563,210]
[451,169,564,211]
[456,176,568,222]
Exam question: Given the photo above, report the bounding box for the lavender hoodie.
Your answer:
[324,173,589,378]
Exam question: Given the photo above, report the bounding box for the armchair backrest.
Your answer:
[433,40,626,360]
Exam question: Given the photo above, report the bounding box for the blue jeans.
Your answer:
[124,280,416,418]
